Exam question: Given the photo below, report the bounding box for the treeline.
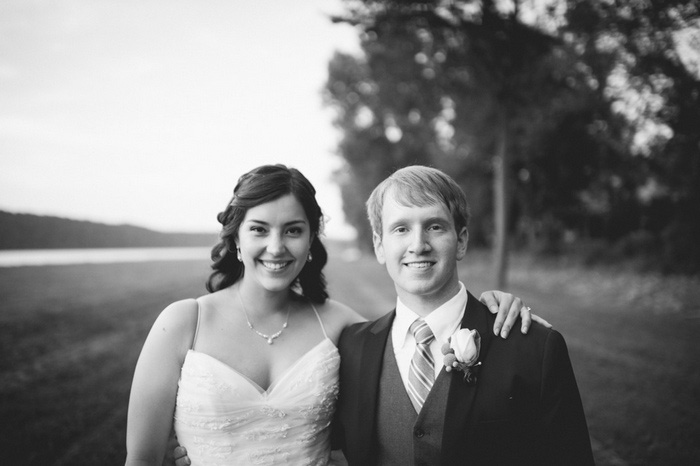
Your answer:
[0,211,218,250]
[325,0,700,275]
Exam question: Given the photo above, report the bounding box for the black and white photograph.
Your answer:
[1,1,699,465]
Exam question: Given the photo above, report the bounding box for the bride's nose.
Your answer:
[266,233,286,255]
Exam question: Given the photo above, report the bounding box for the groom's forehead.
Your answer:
[381,192,449,221]
[383,186,443,210]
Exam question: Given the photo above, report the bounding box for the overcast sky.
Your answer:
[0,0,360,238]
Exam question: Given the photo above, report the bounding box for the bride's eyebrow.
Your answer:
[245,219,308,226]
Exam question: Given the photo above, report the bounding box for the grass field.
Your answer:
[1,247,698,465]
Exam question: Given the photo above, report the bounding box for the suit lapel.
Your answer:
[442,292,494,459]
[356,310,395,458]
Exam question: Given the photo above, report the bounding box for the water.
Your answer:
[0,247,211,267]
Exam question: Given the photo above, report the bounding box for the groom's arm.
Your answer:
[329,449,349,466]
[540,330,595,465]
[331,325,353,456]
[333,320,383,466]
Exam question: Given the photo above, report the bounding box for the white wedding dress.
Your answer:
[173,304,340,466]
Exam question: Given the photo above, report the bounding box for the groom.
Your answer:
[332,165,594,465]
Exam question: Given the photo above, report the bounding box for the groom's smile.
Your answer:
[403,260,436,269]
[373,189,468,311]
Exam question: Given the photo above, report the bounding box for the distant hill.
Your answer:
[0,211,218,250]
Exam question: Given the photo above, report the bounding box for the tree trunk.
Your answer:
[493,115,510,289]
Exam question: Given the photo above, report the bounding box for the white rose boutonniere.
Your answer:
[441,328,481,384]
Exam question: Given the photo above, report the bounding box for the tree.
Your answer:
[326,0,584,286]
[562,0,700,272]
[325,0,700,275]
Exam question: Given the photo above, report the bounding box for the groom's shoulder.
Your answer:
[341,310,394,340]
[490,318,570,363]
[465,291,559,346]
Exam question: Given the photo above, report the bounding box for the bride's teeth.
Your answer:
[262,261,288,271]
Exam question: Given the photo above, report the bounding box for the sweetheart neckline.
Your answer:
[186,338,338,396]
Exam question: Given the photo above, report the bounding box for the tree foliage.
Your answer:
[324,0,700,274]
[561,0,700,271]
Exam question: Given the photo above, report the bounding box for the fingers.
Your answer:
[174,446,190,466]
[482,291,540,338]
[482,291,516,337]
[532,313,552,328]
[162,433,178,465]
[482,291,507,336]
[499,296,524,338]
[479,290,501,316]
[519,305,532,334]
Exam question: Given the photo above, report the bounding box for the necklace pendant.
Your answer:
[237,289,290,347]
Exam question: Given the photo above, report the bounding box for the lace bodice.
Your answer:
[174,338,340,465]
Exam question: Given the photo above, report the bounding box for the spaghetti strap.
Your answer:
[310,304,328,340]
[190,299,202,350]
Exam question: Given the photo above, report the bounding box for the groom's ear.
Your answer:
[373,231,386,265]
[456,226,468,261]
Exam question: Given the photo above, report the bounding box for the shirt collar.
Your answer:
[394,282,468,348]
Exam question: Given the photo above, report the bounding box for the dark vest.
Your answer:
[375,336,451,466]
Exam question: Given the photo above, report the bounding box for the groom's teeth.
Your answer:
[406,262,432,269]
[261,261,289,271]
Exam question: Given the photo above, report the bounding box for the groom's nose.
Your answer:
[408,230,431,254]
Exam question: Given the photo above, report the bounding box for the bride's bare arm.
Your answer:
[125,300,197,466]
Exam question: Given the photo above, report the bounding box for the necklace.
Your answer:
[237,290,290,345]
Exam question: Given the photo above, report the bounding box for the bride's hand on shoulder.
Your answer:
[479,290,551,338]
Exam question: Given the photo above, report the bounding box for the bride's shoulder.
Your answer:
[154,298,200,335]
[137,299,200,362]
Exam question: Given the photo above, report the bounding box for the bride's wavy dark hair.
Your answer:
[206,164,329,303]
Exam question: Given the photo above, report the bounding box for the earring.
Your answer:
[236,248,242,262]
[307,251,313,263]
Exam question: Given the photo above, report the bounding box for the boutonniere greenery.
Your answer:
[441,328,481,385]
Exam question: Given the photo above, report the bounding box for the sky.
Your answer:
[0,0,361,238]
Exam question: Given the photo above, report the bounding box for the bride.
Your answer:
[125,164,536,465]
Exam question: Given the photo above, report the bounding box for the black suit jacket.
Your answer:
[333,291,594,465]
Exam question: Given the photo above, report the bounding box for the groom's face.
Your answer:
[373,189,468,307]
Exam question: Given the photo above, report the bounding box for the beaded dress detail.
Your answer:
[174,303,340,466]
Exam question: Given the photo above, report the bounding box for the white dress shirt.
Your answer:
[391,282,468,392]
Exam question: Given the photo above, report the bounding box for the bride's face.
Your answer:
[236,194,312,293]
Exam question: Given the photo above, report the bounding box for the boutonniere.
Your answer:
[441,328,481,385]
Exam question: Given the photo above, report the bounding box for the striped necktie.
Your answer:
[407,318,435,413]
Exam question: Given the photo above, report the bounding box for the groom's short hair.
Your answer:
[366,165,470,237]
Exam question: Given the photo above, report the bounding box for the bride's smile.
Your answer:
[236,193,313,293]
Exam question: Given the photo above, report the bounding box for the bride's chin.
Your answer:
[256,276,296,293]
